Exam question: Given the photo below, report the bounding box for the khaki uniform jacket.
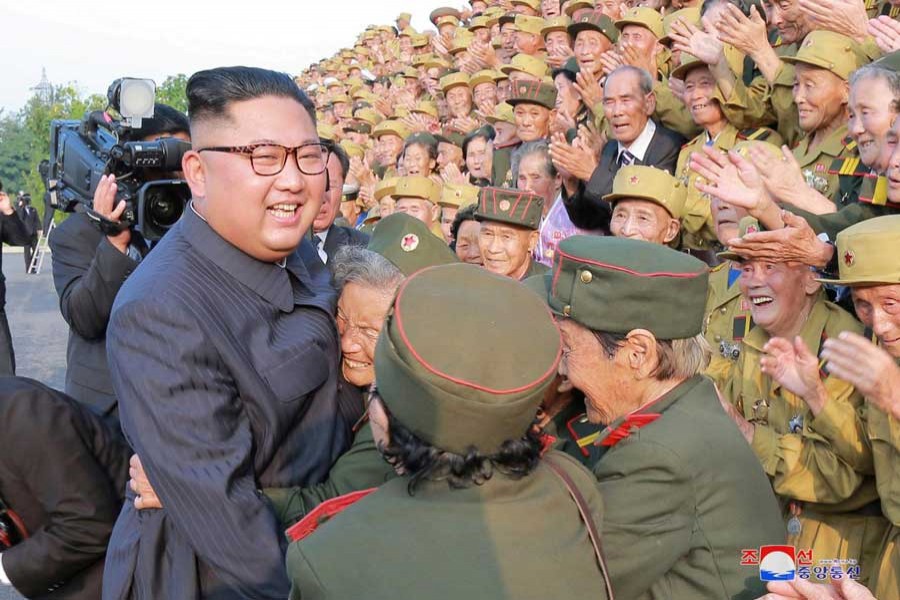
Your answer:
[675,124,783,251]
[792,125,858,205]
[868,396,900,598]
[721,299,889,583]
[521,258,549,280]
[593,375,785,600]
[703,261,752,385]
[287,452,610,600]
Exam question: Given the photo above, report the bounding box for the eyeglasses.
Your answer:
[197,142,330,176]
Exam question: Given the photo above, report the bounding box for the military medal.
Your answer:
[787,516,802,536]
[788,414,804,434]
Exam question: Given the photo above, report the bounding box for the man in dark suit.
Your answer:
[0,377,129,600]
[15,193,41,273]
[102,67,353,600]
[0,186,33,376]
[313,142,368,264]
[49,105,190,428]
[552,66,685,232]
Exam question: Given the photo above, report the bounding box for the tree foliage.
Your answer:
[155,74,188,113]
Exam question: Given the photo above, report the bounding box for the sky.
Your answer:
[0,0,439,113]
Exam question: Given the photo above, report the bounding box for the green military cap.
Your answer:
[375,177,399,201]
[397,12,412,22]
[469,15,491,31]
[563,0,594,17]
[412,34,430,49]
[507,79,558,110]
[821,215,900,285]
[540,235,709,338]
[317,122,337,141]
[783,31,866,80]
[373,120,411,140]
[404,131,439,149]
[486,101,517,125]
[411,100,439,118]
[367,213,458,276]
[436,14,461,28]
[716,216,763,262]
[440,182,480,208]
[339,140,366,159]
[568,11,619,44]
[395,175,442,204]
[435,129,466,147]
[342,121,373,135]
[512,0,541,10]
[411,55,430,68]
[475,186,545,230]
[423,54,453,70]
[375,263,561,455]
[603,165,686,219]
[469,69,501,89]
[398,67,419,79]
[552,56,580,79]
[354,107,381,126]
[362,204,381,226]
[542,15,572,37]
[670,52,706,81]
[440,71,471,93]
[873,50,900,72]
[513,14,546,35]
[449,31,475,55]
[616,7,664,39]
[430,6,462,25]
[331,94,352,105]
[500,53,552,79]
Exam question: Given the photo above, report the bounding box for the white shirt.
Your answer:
[0,554,10,585]
[315,229,329,264]
[617,119,657,163]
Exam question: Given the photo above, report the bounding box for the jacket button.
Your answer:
[563,304,571,316]
[580,270,593,284]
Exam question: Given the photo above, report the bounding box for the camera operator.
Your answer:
[0,377,129,600]
[0,181,33,376]
[48,104,190,427]
[16,193,41,274]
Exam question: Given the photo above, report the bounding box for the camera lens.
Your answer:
[146,189,184,229]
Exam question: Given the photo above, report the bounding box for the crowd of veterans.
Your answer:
[1,0,900,599]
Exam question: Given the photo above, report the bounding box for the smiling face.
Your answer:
[455,219,483,264]
[184,95,325,263]
[440,206,458,242]
[851,284,900,358]
[848,74,898,171]
[375,133,404,167]
[610,199,679,245]
[337,282,395,387]
[395,196,440,229]
[683,66,726,130]
[738,260,820,339]
[764,0,812,45]
[885,118,900,203]
[602,69,655,145]
[793,64,848,135]
[478,220,538,278]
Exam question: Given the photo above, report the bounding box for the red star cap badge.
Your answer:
[843,250,855,267]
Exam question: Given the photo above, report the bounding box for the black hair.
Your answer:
[701,0,763,18]
[462,125,496,161]
[402,135,438,162]
[449,203,480,246]
[321,140,350,179]
[186,66,316,127]
[380,407,543,495]
[124,103,190,142]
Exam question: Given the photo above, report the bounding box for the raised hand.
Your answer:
[715,4,768,58]
[822,332,900,420]
[868,15,900,53]
[762,336,828,414]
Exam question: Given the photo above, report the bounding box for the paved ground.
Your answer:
[2,248,66,600]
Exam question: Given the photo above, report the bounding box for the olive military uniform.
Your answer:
[703,260,752,384]
[721,298,889,584]
[792,127,860,206]
[475,186,549,280]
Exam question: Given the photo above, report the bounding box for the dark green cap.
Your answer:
[552,56,580,80]
[367,213,458,276]
[540,236,709,339]
[567,11,618,44]
[475,186,544,230]
[873,50,900,73]
[435,129,466,147]
[375,263,562,454]
[507,80,558,110]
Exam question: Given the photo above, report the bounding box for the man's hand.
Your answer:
[552,106,578,136]
[822,332,900,420]
[358,183,377,210]
[798,0,869,44]
[93,174,132,254]
[761,337,828,415]
[599,50,625,77]
[715,4,769,59]
[669,15,725,66]
[668,76,687,104]
[574,69,604,113]
[450,115,482,133]
[468,40,501,69]
[868,15,900,53]
[692,145,771,214]
[440,162,468,185]
[748,144,809,203]
[129,454,163,511]
[620,42,658,79]
[577,121,607,157]
[758,577,877,600]
[549,132,599,181]
[0,192,14,216]
[726,210,835,267]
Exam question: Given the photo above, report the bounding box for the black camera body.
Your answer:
[48,79,191,242]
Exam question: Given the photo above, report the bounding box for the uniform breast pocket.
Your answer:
[262,344,329,403]
[867,408,899,502]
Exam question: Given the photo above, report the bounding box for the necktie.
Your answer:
[619,150,635,167]
[316,235,327,264]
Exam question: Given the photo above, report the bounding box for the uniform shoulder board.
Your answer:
[285,488,378,542]
[827,156,862,176]
[738,128,772,141]
[710,261,729,273]
[843,136,858,152]
[858,175,900,208]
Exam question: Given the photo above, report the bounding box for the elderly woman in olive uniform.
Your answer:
[761,216,900,599]
[534,235,784,599]
[717,221,888,585]
[606,165,685,246]
[287,264,614,600]
[475,186,549,280]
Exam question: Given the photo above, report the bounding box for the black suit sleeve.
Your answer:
[49,216,139,340]
[646,128,685,175]
[561,143,617,230]
[1,392,123,597]
[108,295,291,598]
[0,211,31,247]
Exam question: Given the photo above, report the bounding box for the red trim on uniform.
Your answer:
[391,269,563,394]
[859,196,900,209]
[554,248,706,279]
[566,413,591,458]
[492,187,498,213]
[509,192,523,217]
[285,488,378,542]
[520,197,533,223]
